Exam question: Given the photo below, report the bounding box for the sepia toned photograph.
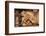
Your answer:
[15,9,39,27]
[5,1,45,35]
